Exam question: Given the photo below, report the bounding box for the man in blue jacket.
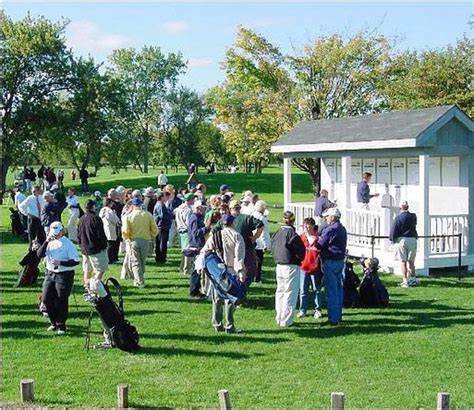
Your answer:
[316,207,347,326]
[389,200,418,288]
[153,192,173,263]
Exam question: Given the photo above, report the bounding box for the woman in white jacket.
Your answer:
[253,200,271,283]
[99,197,121,264]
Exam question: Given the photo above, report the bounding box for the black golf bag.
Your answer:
[85,278,140,352]
[10,207,27,240]
[15,245,41,287]
[359,258,389,308]
[343,260,361,308]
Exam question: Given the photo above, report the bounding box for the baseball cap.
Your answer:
[322,207,341,218]
[131,197,143,206]
[184,193,196,201]
[42,191,53,199]
[219,184,230,193]
[49,221,63,236]
[116,185,126,194]
[194,199,206,208]
[400,200,409,208]
[94,191,101,197]
[229,199,241,209]
[222,214,235,225]
[242,195,253,203]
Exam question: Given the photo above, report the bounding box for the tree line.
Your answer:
[1,13,472,195]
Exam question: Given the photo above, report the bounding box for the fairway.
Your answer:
[1,170,474,408]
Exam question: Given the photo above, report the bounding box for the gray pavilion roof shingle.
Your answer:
[271,105,472,152]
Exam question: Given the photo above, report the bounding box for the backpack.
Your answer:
[84,278,140,352]
[343,261,361,308]
[15,246,40,288]
[204,231,247,304]
[359,270,389,308]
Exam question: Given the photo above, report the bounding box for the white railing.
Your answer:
[429,214,469,254]
[287,203,315,234]
[345,208,387,249]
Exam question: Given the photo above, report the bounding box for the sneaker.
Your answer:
[313,309,323,319]
[134,283,145,289]
[225,327,242,334]
[47,324,57,332]
[399,282,409,288]
[408,277,419,287]
[57,329,66,335]
[214,326,224,333]
[94,341,113,349]
[190,293,207,300]
[296,311,306,318]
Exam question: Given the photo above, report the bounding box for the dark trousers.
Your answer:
[107,240,120,263]
[42,270,74,329]
[81,179,89,193]
[255,249,264,282]
[155,227,170,263]
[28,215,46,247]
[244,246,258,288]
[189,270,201,296]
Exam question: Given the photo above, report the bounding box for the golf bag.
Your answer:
[15,244,41,287]
[84,278,139,352]
[10,207,27,240]
[359,258,389,308]
[204,231,247,305]
[343,260,361,308]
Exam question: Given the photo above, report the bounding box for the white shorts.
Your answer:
[82,250,109,275]
[395,237,417,262]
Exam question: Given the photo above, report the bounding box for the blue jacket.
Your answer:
[153,202,173,229]
[314,196,333,217]
[317,221,347,261]
[187,212,209,250]
[389,211,418,242]
[41,201,68,227]
[357,180,370,203]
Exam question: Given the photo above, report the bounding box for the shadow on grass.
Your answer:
[140,332,289,345]
[137,346,260,360]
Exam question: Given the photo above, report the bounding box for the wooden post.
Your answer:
[331,392,344,410]
[437,392,449,410]
[218,389,231,410]
[283,157,292,210]
[20,379,34,402]
[117,384,129,409]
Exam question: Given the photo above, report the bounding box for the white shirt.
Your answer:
[253,211,271,250]
[14,192,26,207]
[66,195,80,216]
[241,203,254,215]
[175,203,193,232]
[158,174,168,186]
[18,194,45,218]
[99,206,121,241]
[45,236,80,272]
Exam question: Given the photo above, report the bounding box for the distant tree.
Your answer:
[107,47,186,173]
[1,13,73,196]
[197,123,235,170]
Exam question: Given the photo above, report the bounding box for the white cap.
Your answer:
[242,195,253,204]
[43,191,53,198]
[400,200,409,208]
[94,191,101,197]
[243,190,254,198]
[49,221,64,236]
[116,185,126,194]
[194,200,207,209]
[322,207,341,218]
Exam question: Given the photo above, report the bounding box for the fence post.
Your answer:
[331,392,344,410]
[370,236,375,258]
[437,392,449,410]
[20,379,34,402]
[457,233,462,281]
[218,389,231,410]
[117,384,129,408]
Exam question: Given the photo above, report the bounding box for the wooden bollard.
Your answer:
[117,384,129,408]
[218,389,231,410]
[437,392,450,410]
[20,379,34,402]
[331,392,345,410]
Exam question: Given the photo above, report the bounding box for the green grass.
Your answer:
[1,169,474,408]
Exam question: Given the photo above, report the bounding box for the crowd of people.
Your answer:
[11,168,419,337]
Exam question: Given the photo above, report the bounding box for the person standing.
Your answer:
[389,200,419,288]
[158,170,168,190]
[252,200,271,283]
[37,221,80,335]
[37,164,46,191]
[356,172,379,209]
[175,192,196,275]
[99,197,121,264]
[153,192,173,263]
[297,217,323,319]
[201,214,245,333]
[18,185,46,247]
[14,186,27,235]
[93,191,103,214]
[41,191,67,237]
[77,199,109,287]
[122,197,159,288]
[316,208,347,326]
[66,188,80,243]
[143,187,157,214]
[271,211,306,328]
[314,189,334,226]
[79,165,89,194]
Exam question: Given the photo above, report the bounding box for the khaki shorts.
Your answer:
[395,237,417,262]
[82,250,109,277]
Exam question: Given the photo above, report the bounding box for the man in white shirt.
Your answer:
[19,185,46,246]
[175,192,195,275]
[14,187,27,235]
[158,170,168,190]
[66,188,80,242]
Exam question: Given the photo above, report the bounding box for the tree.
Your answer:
[197,123,235,170]
[383,34,474,116]
[107,47,186,173]
[1,13,73,196]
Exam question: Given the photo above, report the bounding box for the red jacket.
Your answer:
[300,232,321,274]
